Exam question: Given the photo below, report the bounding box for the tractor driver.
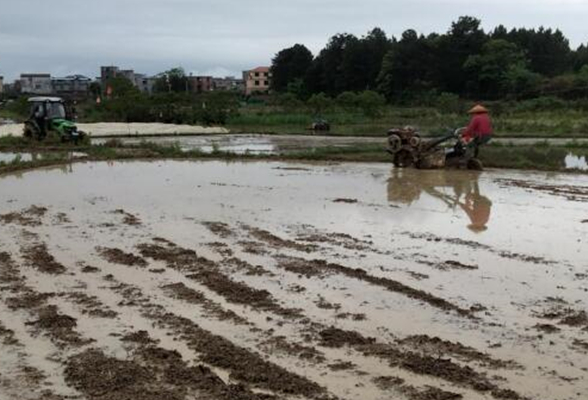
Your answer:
[31,103,47,138]
[462,104,493,157]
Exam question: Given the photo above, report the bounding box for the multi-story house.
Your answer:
[20,73,53,94]
[212,76,245,92]
[243,67,271,95]
[188,76,213,93]
[51,75,92,98]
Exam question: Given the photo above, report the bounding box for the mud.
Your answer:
[277,256,472,317]
[1,160,587,400]
[0,205,47,227]
[373,376,463,400]
[109,280,327,398]
[22,243,67,274]
[243,225,315,253]
[397,335,518,369]
[112,209,142,226]
[26,305,91,348]
[295,231,375,252]
[496,178,588,202]
[318,327,524,399]
[58,292,118,319]
[162,282,248,324]
[97,247,148,267]
[139,241,302,318]
[202,221,234,238]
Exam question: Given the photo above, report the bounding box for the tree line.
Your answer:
[270,16,588,102]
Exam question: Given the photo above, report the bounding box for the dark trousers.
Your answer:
[469,135,491,157]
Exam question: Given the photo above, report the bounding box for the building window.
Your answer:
[254,81,260,86]
[263,81,269,86]
[254,72,259,77]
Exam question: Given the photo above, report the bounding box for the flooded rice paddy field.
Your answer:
[0,160,587,400]
[90,134,588,171]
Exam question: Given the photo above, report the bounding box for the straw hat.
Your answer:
[468,104,489,114]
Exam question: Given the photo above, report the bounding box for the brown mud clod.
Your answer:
[97,247,148,267]
[22,243,67,274]
[0,205,48,226]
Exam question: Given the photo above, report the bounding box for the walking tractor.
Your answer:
[23,97,84,143]
[386,126,483,170]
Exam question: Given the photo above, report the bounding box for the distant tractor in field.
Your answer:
[310,118,330,132]
[24,97,84,143]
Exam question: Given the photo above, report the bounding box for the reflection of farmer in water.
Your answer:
[387,169,492,232]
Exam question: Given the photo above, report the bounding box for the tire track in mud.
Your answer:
[107,279,329,399]
[65,344,275,400]
[404,232,557,266]
[1,245,290,400]
[205,222,474,317]
[0,251,84,399]
[132,237,521,399]
[276,256,473,317]
[137,241,303,319]
[317,327,525,400]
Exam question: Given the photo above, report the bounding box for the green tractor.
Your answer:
[23,97,84,143]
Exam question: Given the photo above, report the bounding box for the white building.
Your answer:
[20,73,52,94]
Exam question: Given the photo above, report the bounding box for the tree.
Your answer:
[154,67,189,93]
[304,33,359,95]
[504,65,543,99]
[464,39,530,98]
[377,30,436,100]
[270,44,313,93]
[356,91,386,118]
[104,76,139,98]
[336,91,359,110]
[434,16,487,96]
[307,93,332,115]
[572,44,588,72]
[339,28,391,92]
[502,28,571,77]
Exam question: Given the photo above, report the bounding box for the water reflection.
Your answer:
[387,169,492,232]
[565,153,588,171]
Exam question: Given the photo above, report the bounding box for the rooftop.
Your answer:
[250,66,270,73]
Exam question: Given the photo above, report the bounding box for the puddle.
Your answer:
[0,161,587,400]
[565,153,588,171]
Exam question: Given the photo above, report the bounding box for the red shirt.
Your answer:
[463,113,493,141]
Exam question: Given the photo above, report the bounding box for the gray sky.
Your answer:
[1,0,587,81]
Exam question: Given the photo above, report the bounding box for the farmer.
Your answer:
[462,104,493,157]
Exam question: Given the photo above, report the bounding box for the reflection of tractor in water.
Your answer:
[24,97,84,143]
[386,127,483,170]
[387,168,492,232]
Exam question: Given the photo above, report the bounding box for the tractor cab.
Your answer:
[24,97,83,142]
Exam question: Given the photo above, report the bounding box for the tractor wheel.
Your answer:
[23,123,40,141]
[388,134,402,152]
[467,158,484,171]
[409,135,421,148]
[393,149,415,168]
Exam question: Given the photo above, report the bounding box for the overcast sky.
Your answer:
[1,0,587,81]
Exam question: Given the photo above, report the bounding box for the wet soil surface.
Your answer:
[0,161,587,400]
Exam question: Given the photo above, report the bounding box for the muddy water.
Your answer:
[0,160,587,400]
